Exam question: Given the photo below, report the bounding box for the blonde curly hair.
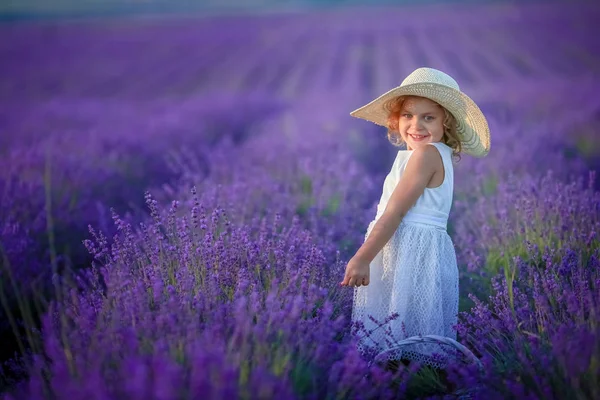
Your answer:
[383,95,462,161]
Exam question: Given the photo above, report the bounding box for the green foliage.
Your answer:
[321,193,342,217]
[300,175,313,196]
[295,175,315,217]
[289,359,317,396]
[481,174,498,196]
[575,135,600,158]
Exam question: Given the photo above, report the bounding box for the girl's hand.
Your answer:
[340,256,370,287]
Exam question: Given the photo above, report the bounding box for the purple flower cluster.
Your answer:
[451,248,600,399]
[3,192,407,399]
[453,171,599,299]
[0,93,287,283]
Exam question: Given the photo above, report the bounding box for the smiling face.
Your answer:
[396,96,445,150]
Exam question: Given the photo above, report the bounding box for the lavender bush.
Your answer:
[0,94,288,394]
[453,170,600,305]
[449,246,600,399]
[2,193,410,400]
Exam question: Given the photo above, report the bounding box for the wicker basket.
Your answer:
[367,334,485,399]
[370,334,483,370]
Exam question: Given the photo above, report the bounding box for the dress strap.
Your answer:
[427,141,451,155]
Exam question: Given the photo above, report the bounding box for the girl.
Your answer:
[340,67,491,371]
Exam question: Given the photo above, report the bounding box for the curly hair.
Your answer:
[383,95,462,162]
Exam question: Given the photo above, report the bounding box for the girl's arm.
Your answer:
[354,145,440,264]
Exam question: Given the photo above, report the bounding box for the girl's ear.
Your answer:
[387,112,398,132]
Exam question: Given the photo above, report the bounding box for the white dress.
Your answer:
[351,141,459,369]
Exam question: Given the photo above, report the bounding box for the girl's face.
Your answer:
[397,96,445,150]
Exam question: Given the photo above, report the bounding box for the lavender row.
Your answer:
[4,91,599,399]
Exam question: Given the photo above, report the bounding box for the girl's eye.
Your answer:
[402,114,435,121]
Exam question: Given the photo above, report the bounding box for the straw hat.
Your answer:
[349,67,491,157]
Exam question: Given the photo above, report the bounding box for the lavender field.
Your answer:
[1,1,600,399]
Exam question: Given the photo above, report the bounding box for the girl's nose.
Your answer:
[408,121,423,134]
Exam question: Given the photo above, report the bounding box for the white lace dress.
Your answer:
[351,141,459,369]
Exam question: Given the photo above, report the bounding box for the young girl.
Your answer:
[340,67,491,370]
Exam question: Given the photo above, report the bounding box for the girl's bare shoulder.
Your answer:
[407,145,443,171]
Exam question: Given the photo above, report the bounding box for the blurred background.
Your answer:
[0,0,584,20]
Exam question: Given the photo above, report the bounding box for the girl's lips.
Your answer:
[409,134,429,141]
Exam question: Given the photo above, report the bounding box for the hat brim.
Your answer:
[349,82,491,157]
